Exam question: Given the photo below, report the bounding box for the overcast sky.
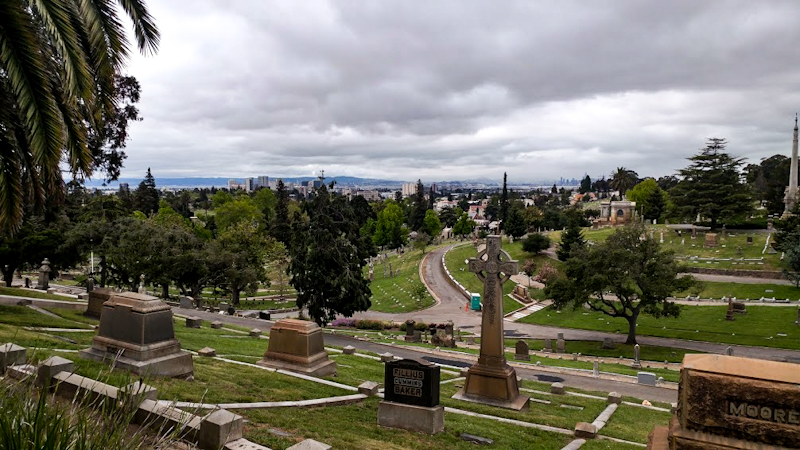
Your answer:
[116,0,800,183]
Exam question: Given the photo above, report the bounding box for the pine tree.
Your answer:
[272,180,291,246]
[289,185,375,324]
[557,219,586,261]
[499,172,509,229]
[409,179,427,231]
[669,138,752,229]
[133,168,159,216]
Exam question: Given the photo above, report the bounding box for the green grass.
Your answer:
[0,286,79,301]
[559,225,781,271]
[0,305,91,329]
[445,243,553,315]
[680,281,800,300]
[503,338,690,363]
[521,304,800,349]
[0,304,668,448]
[368,247,438,313]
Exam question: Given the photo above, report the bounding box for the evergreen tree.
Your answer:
[133,168,159,216]
[551,184,558,194]
[503,206,527,241]
[289,185,375,324]
[609,167,639,197]
[556,219,586,261]
[669,138,752,229]
[272,180,291,245]
[500,172,509,229]
[579,175,592,194]
[409,179,427,231]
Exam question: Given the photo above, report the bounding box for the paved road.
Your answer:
[176,307,677,403]
[351,243,800,364]
[685,273,793,285]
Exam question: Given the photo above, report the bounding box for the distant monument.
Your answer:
[452,236,529,411]
[80,291,193,378]
[783,114,799,219]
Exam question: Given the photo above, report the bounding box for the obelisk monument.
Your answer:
[783,114,799,219]
[452,235,530,411]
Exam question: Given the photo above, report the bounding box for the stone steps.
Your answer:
[504,302,547,322]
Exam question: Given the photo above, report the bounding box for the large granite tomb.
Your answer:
[79,291,193,378]
[257,319,336,377]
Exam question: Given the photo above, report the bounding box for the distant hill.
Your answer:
[84,176,405,189]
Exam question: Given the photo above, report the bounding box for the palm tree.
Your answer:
[609,167,639,198]
[0,0,159,232]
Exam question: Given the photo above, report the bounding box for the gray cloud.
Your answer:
[116,0,800,183]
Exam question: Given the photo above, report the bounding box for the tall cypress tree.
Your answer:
[500,172,509,231]
[272,179,291,246]
[410,179,427,231]
[557,219,586,261]
[133,168,159,216]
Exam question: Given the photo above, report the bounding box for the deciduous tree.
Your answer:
[546,225,693,344]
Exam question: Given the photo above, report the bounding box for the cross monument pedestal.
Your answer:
[452,236,530,411]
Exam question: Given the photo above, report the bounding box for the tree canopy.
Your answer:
[669,138,752,229]
[0,0,159,232]
[547,225,694,344]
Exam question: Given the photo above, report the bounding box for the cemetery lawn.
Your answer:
[520,304,800,349]
[0,305,666,448]
[552,225,781,271]
[445,243,550,315]
[679,281,800,300]
[0,286,79,301]
[367,247,438,313]
[503,338,691,363]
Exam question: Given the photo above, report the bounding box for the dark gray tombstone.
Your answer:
[514,340,530,361]
[383,358,440,407]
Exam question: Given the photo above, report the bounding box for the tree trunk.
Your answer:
[231,288,240,305]
[625,311,639,345]
[2,267,12,287]
[161,283,169,299]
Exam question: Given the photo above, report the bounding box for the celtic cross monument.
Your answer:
[452,235,530,411]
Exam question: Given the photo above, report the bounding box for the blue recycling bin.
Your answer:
[470,293,481,311]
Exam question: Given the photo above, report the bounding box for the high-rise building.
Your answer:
[257,176,269,189]
[402,182,417,198]
[244,177,256,192]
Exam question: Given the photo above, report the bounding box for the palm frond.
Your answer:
[0,0,66,187]
[30,0,93,98]
[118,0,159,55]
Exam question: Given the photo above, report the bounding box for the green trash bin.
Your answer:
[470,293,481,311]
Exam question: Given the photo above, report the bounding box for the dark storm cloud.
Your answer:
[119,0,800,182]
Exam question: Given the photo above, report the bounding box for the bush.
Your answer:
[331,318,357,328]
[522,233,551,254]
[356,319,385,330]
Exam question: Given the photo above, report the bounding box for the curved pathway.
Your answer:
[351,244,482,326]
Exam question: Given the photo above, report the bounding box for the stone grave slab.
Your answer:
[649,354,800,449]
[85,287,113,318]
[0,343,26,372]
[257,319,336,377]
[79,291,193,378]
